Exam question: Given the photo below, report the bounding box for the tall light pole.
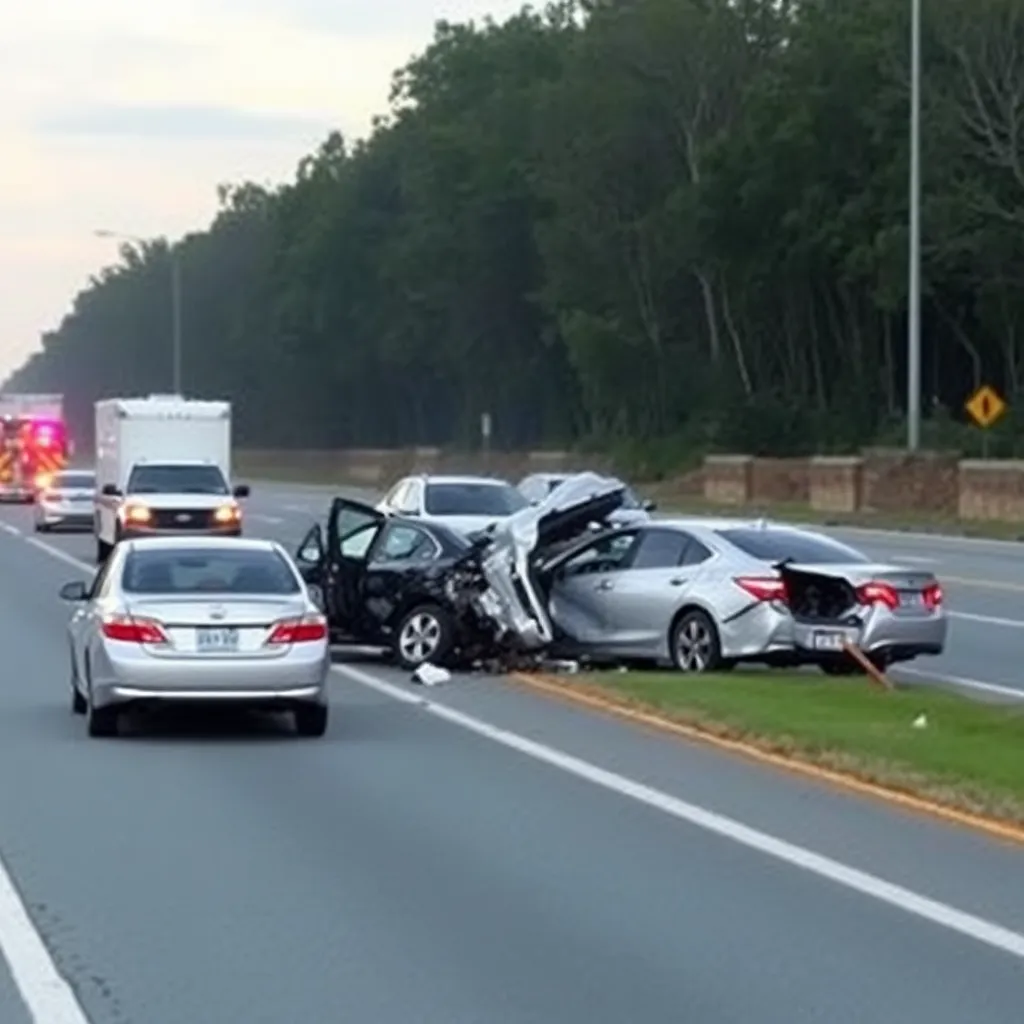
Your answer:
[907,0,922,451]
[94,229,182,394]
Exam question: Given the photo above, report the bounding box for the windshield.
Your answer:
[126,464,228,495]
[424,482,528,516]
[717,528,869,565]
[122,547,300,594]
[54,472,94,489]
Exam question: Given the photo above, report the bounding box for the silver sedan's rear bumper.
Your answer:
[88,640,330,710]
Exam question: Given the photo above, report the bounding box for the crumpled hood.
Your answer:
[475,472,626,649]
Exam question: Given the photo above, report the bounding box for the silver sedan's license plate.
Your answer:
[812,630,848,651]
[196,627,239,652]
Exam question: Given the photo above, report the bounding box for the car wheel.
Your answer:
[86,685,119,738]
[669,609,723,673]
[294,703,329,737]
[69,652,86,714]
[393,604,452,670]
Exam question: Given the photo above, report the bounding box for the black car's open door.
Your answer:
[324,497,386,633]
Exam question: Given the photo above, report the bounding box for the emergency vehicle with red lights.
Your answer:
[0,393,72,502]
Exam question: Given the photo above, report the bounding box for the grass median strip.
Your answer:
[537,669,1024,826]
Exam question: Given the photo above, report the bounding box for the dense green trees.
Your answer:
[7,0,1024,460]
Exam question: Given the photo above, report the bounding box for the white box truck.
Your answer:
[93,395,250,563]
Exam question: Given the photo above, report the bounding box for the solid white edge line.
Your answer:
[334,663,1024,962]
[9,524,1024,966]
[894,666,1024,699]
[0,868,90,1023]
[949,610,1024,629]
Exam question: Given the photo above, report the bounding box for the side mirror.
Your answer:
[102,483,120,497]
[233,484,250,498]
[59,580,88,602]
[642,499,657,512]
[296,523,324,566]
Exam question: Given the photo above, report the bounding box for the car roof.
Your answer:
[130,459,222,468]
[121,536,283,554]
[416,474,512,486]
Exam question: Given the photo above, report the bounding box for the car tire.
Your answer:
[393,604,453,670]
[294,703,329,737]
[87,701,119,738]
[69,653,86,714]
[669,608,723,673]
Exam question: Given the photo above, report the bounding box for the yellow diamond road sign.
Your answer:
[965,385,1006,429]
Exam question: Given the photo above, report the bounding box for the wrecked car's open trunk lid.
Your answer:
[779,562,939,655]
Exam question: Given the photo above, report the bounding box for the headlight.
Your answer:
[123,504,151,523]
[213,503,241,523]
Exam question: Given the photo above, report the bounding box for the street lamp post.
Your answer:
[94,229,182,394]
[907,0,922,451]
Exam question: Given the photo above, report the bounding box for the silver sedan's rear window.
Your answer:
[716,528,869,565]
[122,548,301,594]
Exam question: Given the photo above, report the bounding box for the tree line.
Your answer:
[5,0,1023,467]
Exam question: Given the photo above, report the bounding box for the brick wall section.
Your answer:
[750,457,810,503]
[236,448,614,488]
[808,456,862,513]
[235,447,1024,524]
[703,455,753,504]
[860,448,959,516]
[958,460,1024,521]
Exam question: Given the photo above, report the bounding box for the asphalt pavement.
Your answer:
[0,482,1023,1022]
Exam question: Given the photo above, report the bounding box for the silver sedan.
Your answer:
[34,468,96,532]
[60,536,331,738]
[538,518,947,673]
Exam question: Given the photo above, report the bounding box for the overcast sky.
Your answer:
[0,0,524,377]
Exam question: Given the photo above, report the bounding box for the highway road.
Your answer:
[0,481,1023,1022]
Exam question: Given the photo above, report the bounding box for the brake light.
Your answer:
[734,576,787,603]
[922,582,943,609]
[265,615,328,644]
[856,582,900,609]
[101,614,169,644]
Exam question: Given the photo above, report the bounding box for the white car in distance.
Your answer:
[60,536,331,739]
[377,473,529,537]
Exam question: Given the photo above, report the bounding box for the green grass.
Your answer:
[565,669,1024,823]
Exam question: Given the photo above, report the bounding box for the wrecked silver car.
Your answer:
[293,472,627,670]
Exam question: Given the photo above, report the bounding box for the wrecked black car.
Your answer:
[294,473,627,670]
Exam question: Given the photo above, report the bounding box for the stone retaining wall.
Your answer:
[232,447,1024,523]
